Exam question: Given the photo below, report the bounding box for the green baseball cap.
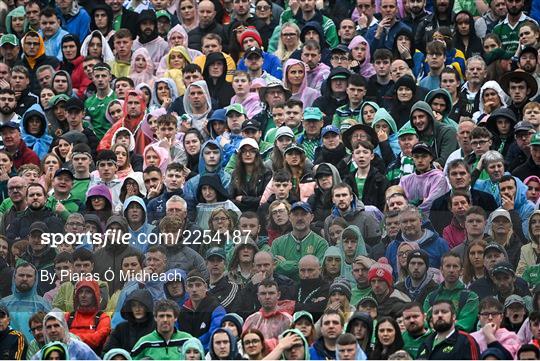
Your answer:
[397,126,418,138]
[49,94,71,107]
[303,107,324,121]
[0,34,18,47]
[226,103,246,116]
[293,311,314,324]
[156,10,171,21]
[531,132,540,146]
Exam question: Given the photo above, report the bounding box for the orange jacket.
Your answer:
[65,279,111,352]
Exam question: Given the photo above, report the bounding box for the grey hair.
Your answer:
[482,150,504,169]
[166,195,187,210]
[36,64,55,75]
[399,205,421,219]
[466,55,486,69]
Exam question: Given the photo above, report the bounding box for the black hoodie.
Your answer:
[196,174,229,203]
[203,52,234,109]
[102,289,156,354]
[414,0,456,53]
[136,10,159,44]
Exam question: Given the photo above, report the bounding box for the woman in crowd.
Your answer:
[274,22,302,64]
[130,48,156,88]
[177,0,199,32]
[254,0,278,50]
[59,34,91,98]
[473,81,509,124]
[81,30,115,64]
[349,35,375,78]
[370,317,404,360]
[241,329,270,360]
[282,59,320,108]
[391,30,424,78]
[454,11,483,58]
[183,128,204,179]
[463,239,487,286]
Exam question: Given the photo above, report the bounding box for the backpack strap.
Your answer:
[67,311,75,329]
[458,290,469,311]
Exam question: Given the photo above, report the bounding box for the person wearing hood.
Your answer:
[395,250,438,303]
[103,348,132,360]
[486,108,517,159]
[161,46,192,97]
[142,143,170,175]
[32,308,99,360]
[414,0,456,53]
[129,48,156,88]
[345,312,373,356]
[228,238,260,287]
[103,289,156,354]
[163,268,189,307]
[131,299,193,360]
[122,196,155,253]
[98,90,150,154]
[16,31,60,94]
[184,140,231,212]
[90,3,116,41]
[51,70,76,98]
[156,24,202,77]
[93,215,140,294]
[425,88,459,130]
[203,52,234,109]
[391,29,424,78]
[296,22,331,66]
[348,36,375,79]
[65,280,111,353]
[473,80,509,124]
[230,72,263,121]
[208,327,245,360]
[183,80,213,138]
[55,0,91,44]
[308,162,342,232]
[194,172,239,225]
[5,6,28,40]
[20,104,53,160]
[312,67,350,125]
[282,59,320,108]
[41,341,69,360]
[181,337,205,360]
[263,327,310,360]
[132,10,169,68]
[409,100,458,167]
[338,225,368,284]
[371,107,400,166]
[0,262,51,341]
[517,210,540,278]
[39,7,69,61]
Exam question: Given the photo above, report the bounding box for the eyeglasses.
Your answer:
[331,55,349,62]
[29,325,42,332]
[212,216,229,222]
[256,5,270,10]
[282,33,298,38]
[471,139,489,147]
[479,312,502,317]
[241,149,257,155]
[243,339,261,346]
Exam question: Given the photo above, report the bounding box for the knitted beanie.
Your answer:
[368,258,394,289]
[239,28,263,48]
[329,277,352,301]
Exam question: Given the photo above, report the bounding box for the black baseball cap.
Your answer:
[65,97,85,111]
[241,119,261,131]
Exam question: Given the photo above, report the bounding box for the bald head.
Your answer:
[390,59,412,81]
[299,255,321,280]
[254,251,275,277]
[199,1,216,27]
[7,176,27,202]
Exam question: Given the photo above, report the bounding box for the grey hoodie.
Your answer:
[183,80,212,137]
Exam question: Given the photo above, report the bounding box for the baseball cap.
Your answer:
[293,311,314,324]
[29,221,48,234]
[491,261,515,277]
[490,209,512,223]
[226,103,247,116]
[65,97,85,111]
[321,125,340,137]
[411,143,433,156]
[0,304,8,317]
[54,168,74,179]
[283,143,305,155]
[484,243,506,255]
[290,201,312,213]
[205,247,226,261]
[315,164,333,178]
[530,132,540,146]
[209,109,227,122]
[155,10,171,21]
[244,46,263,59]
[241,119,261,131]
[0,34,18,47]
[0,121,19,132]
[520,46,538,59]
[275,126,295,140]
[504,294,526,309]
[514,121,536,134]
[237,138,259,152]
[303,107,324,121]
[397,126,417,138]
[49,94,70,108]
[331,44,350,54]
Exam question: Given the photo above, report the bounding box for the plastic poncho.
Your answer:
[130,48,156,87]
[163,46,192,96]
[348,35,375,79]
[80,30,115,63]
[122,196,155,253]
[282,59,321,108]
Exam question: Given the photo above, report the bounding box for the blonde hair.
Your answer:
[275,21,302,63]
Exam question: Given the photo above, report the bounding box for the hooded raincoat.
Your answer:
[122,196,155,253]
[80,30,115,63]
[20,104,53,160]
[348,35,375,78]
[338,225,368,284]
[163,46,192,96]
[183,80,213,137]
[282,59,320,108]
[130,47,156,88]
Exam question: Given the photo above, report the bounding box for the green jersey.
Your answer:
[132,329,193,360]
[85,90,116,139]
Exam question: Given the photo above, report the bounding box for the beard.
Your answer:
[0,106,14,115]
[433,320,453,333]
